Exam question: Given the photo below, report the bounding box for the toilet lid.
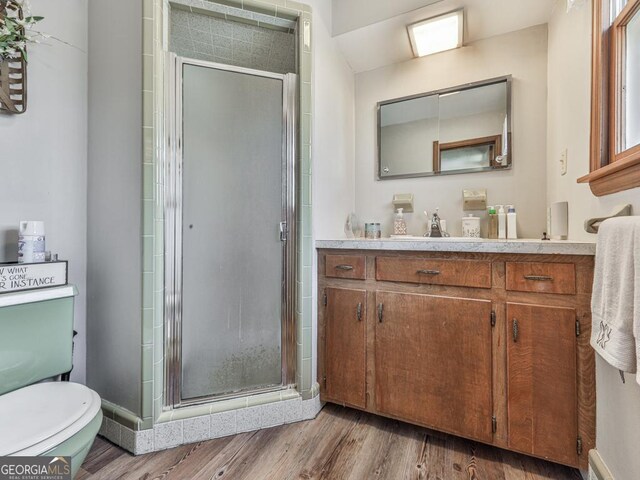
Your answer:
[0,382,101,456]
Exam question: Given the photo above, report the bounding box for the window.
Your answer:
[579,0,640,195]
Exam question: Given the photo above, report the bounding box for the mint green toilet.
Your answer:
[0,285,102,479]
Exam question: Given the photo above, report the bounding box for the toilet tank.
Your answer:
[0,285,78,395]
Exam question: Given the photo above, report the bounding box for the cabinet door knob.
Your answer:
[523,275,553,281]
[417,269,441,276]
[335,264,354,271]
[356,303,363,321]
[377,303,384,323]
[512,318,519,342]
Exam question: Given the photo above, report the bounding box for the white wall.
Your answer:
[547,2,640,479]
[309,5,356,240]
[354,25,549,238]
[305,0,356,386]
[0,1,88,383]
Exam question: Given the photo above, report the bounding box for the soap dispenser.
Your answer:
[393,208,408,236]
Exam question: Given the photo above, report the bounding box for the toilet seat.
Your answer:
[0,382,102,456]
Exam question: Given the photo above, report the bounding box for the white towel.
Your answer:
[590,216,640,384]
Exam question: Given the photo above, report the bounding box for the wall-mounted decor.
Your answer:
[0,0,44,114]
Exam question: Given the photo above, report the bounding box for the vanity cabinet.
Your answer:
[318,249,595,470]
[323,287,367,409]
[375,291,494,443]
[506,303,579,467]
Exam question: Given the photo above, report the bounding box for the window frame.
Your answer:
[579,0,640,196]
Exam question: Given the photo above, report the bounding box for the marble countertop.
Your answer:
[315,237,596,255]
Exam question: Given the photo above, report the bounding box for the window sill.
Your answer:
[577,155,640,196]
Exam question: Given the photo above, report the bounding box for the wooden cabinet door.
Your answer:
[375,291,493,443]
[507,303,578,466]
[324,287,367,409]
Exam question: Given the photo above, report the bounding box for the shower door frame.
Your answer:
[164,54,298,409]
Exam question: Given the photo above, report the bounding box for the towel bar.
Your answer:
[584,204,632,233]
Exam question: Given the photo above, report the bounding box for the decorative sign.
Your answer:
[0,261,68,294]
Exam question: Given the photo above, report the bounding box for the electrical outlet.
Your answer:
[560,149,568,176]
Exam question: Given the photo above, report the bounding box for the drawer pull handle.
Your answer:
[512,319,519,342]
[335,264,354,271]
[417,269,441,276]
[524,275,554,281]
[356,303,363,321]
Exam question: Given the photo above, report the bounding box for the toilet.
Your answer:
[0,285,102,479]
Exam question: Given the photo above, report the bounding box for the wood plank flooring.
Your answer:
[78,404,583,480]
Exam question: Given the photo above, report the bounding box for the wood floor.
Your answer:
[78,404,583,480]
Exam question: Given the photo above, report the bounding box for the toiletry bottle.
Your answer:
[462,214,481,238]
[507,205,518,239]
[487,206,498,239]
[18,221,46,264]
[497,205,507,239]
[393,208,407,236]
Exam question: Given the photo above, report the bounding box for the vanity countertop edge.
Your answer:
[315,238,596,256]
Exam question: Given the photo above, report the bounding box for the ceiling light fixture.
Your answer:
[407,9,464,58]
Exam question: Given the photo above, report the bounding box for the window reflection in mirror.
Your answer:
[377,76,511,180]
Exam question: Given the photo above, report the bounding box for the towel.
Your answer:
[590,216,640,384]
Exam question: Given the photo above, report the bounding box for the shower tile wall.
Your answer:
[170,8,296,74]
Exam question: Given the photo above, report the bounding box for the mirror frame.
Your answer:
[376,75,512,180]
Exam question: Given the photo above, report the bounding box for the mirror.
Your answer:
[377,76,512,180]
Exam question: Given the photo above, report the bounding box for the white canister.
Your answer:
[462,215,481,238]
[18,221,46,263]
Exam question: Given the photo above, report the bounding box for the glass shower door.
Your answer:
[174,59,295,402]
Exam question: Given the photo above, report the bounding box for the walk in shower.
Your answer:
[164,52,298,407]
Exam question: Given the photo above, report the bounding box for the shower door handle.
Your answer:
[279,221,288,242]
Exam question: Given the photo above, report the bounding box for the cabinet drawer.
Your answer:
[376,256,492,288]
[506,262,576,295]
[325,255,366,280]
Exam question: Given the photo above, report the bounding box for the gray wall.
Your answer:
[0,0,88,383]
[86,0,143,415]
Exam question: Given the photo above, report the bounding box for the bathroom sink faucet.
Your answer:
[425,209,450,238]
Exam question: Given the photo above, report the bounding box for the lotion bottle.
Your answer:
[507,205,518,239]
[497,205,507,239]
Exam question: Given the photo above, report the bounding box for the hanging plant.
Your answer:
[0,0,43,61]
[0,0,44,114]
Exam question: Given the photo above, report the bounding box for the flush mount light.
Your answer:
[407,9,464,58]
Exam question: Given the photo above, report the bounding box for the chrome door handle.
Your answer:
[356,303,362,321]
[512,318,519,342]
[417,269,440,275]
[335,265,354,271]
[523,275,553,281]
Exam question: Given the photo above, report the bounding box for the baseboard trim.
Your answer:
[589,449,615,480]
